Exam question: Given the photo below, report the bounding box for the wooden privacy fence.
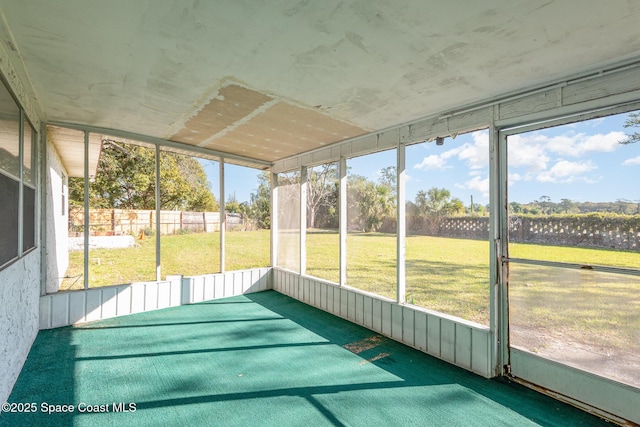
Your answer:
[68,208,251,236]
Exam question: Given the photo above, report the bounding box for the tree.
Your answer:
[509,202,524,214]
[348,174,394,232]
[246,171,271,229]
[225,194,246,214]
[159,151,218,211]
[69,140,217,211]
[559,198,576,214]
[536,195,552,214]
[306,164,339,228]
[620,112,640,144]
[416,187,466,217]
[415,187,455,218]
[449,197,465,214]
[378,166,397,196]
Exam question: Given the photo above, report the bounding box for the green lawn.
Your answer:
[64,230,640,326]
[60,229,640,387]
[62,230,270,290]
[306,232,492,325]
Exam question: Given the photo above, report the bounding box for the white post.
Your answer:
[220,159,226,273]
[339,157,347,286]
[83,130,89,290]
[300,166,307,275]
[270,172,278,268]
[397,143,406,304]
[490,105,508,375]
[155,145,161,281]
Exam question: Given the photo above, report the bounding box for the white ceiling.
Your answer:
[1,1,640,166]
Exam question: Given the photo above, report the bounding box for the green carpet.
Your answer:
[2,291,609,426]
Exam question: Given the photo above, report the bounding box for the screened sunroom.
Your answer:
[1,1,639,425]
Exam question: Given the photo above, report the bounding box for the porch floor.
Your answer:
[3,291,609,426]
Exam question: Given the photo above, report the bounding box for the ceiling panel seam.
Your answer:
[196,98,280,148]
[47,120,271,169]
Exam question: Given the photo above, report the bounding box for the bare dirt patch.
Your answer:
[511,326,640,388]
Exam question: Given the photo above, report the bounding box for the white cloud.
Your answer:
[414,154,451,170]
[546,131,625,157]
[457,131,489,169]
[537,160,597,183]
[508,129,627,184]
[508,172,523,184]
[507,134,549,173]
[455,175,490,199]
[623,155,640,166]
[412,130,491,173]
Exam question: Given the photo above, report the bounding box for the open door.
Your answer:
[502,110,640,424]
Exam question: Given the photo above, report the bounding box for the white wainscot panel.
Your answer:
[40,269,271,329]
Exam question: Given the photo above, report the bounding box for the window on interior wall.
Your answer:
[224,164,270,270]
[347,149,397,300]
[404,130,491,325]
[22,120,36,253]
[507,110,640,388]
[160,151,220,277]
[305,162,339,283]
[276,171,301,272]
[0,81,23,268]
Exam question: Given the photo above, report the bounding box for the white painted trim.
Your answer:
[39,267,272,329]
[299,166,307,275]
[396,143,406,303]
[219,159,226,273]
[511,348,640,425]
[339,157,347,286]
[82,131,89,290]
[270,172,278,268]
[155,145,161,281]
[490,106,505,377]
[273,268,492,378]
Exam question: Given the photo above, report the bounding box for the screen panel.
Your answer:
[405,130,490,325]
[507,110,640,389]
[346,150,397,300]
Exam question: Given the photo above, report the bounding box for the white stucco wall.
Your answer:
[46,142,68,294]
[0,250,41,404]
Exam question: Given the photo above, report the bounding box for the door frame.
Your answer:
[496,107,640,425]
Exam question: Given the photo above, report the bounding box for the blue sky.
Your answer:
[200,161,264,204]
[506,112,639,204]
[204,110,640,206]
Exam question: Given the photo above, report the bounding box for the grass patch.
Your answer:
[61,231,640,356]
[62,230,270,290]
[510,242,640,268]
[60,230,640,386]
[509,263,640,348]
